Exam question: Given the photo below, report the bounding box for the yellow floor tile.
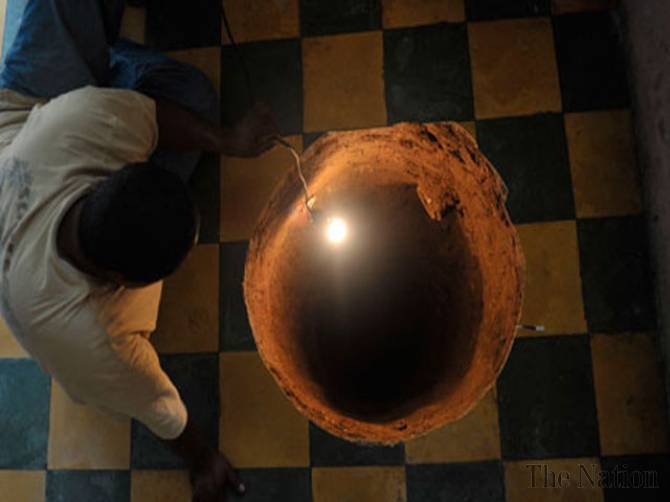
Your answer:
[382,0,465,28]
[219,352,309,468]
[220,135,301,242]
[131,470,191,502]
[0,471,45,502]
[551,0,618,14]
[222,0,299,44]
[152,244,219,354]
[517,220,587,335]
[312,467,406,502]
[165,47,221,99]
[565,110,641,218]
[469,18,562,119]
[0,315,28,357]
[303,32,387,132]
[406,389,500,463]
[48,382,130,469]
[591,332,670,455]
[505,458,604,502]
[120,6,146,45]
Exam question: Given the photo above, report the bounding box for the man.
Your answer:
[0,1,278,500]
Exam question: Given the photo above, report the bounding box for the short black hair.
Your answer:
[79,162,199,284]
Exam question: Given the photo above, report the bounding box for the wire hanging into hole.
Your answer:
[222,2,313,216]
[272,137,315,215]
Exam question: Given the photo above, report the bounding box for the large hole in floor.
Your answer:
[271,183,484,422]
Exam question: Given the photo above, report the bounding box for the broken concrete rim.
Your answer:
[244,122,525,444]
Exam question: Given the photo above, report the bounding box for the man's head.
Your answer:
[78,162,199,286]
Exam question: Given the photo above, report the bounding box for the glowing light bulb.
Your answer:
[326,217,348,244]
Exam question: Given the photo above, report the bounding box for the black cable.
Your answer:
[221,0,256,107]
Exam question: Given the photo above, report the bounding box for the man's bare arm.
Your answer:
[154,98,279,158]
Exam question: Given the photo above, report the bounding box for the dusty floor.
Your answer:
[0,0,668,501]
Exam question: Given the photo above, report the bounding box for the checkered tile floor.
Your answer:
[1,0,669,501]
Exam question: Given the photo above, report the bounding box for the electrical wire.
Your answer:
[272,136,315,215]
[222,1,315,216]
[221,0,255,106]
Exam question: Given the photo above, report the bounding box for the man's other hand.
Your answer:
[190,450,245,502]
[224,102,280,158]
[161,417,245,502]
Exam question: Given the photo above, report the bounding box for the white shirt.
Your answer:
[0,86,187,440]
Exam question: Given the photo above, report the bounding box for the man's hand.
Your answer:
[161,417,245,502]
[154,98,280,160]
[222,102,280,158]
[190,450,245,502]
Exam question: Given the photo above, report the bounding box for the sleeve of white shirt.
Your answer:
[102,332,189,440]
[8,86,159,168]
[35,303,188,440]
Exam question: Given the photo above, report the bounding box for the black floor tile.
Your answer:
[303,132,325,150]
[309,423,404,467]
[232,468,311,502]
[497,335,600,459]
[221,38,303,135]
[300,0,381,36]
[553,11,629,112]
[0,359,50,469]
[220,241,256,351]
[145,0,221,50]
[131,353,219,469]
[476,113,574,224]
[384,23,473,123]
[406,461,505,502]
[46,470,130,502]
[465,0,550,20]
[577,216,657,332]
[189,153,220,244]
[601,455,670,502]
